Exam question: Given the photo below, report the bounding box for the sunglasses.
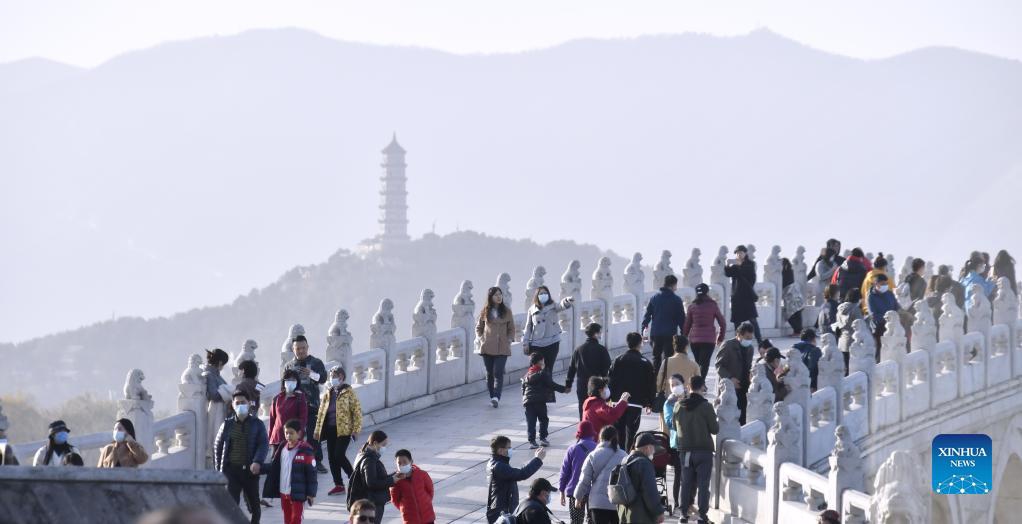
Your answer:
[354,515,374,523]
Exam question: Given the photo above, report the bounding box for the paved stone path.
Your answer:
[257,338,798,523]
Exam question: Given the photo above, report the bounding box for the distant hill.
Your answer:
[0,57,82,96]
[1,27,1020,347]
[0,232,629,409]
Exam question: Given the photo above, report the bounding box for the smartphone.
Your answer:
[727,258,736,265]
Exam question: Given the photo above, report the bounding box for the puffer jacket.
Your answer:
[523,298,573,349]
[486,454,543,518]
[833,256,869,299]
[960,271,995,313]
[521,365,566,405]
[572,443,627,510]
[263,440,318,502]
[348,448,395,508]
[389,465,436,524]
[213,415,269,471]
[834,301,863,353]
[477,306,516,356]
[314,384,363,440]
[860,269,895,314]
[683,298,726,344]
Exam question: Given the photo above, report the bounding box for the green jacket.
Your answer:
[673,393,719,453]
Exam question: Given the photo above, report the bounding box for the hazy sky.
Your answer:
[1,0,1020,67]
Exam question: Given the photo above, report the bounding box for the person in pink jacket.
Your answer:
[683,283,727,379]
[268,369,309,454]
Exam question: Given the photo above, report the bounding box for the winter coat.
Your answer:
[673,393,719,453]
[793,341,822,389]
[263,441,318,502]
[477,306,516,356]
[348,448,395,508]
[389,465,436,524]
[97,440,149,468]
[268,391,309,446]
[760,362,787,402]
[960,271,995,313]
[641,287,686,338]
[0,442,18,465]
[203,365,228,403]
[817,299,839,337]
[867,290,900,334]
[834,302,863,353]
[521,366,566,405]
[683,298,726,344]
[559,437,597,495]
[32,444,80,467]
[284,355,328,409]
[860,269,895,314]
[313,384,362,440]
[609,350,656,407]
[514,498,553,524]
[213,415,269,471]
[904,273,927,302]
[714,338,754,390]
[486,454,543,516]
[832,256,869,300]
[813,258,839,288]
[656,353,701,433]
[581,396,628,432]
[617,452,665,523]
[725,260,759,322]
[565,338,611,391]
[523,298,573,349]
[573,442,627,510]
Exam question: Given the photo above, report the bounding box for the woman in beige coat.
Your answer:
[97,418,149,468]
[477,286,516,408]
[655,335,701,433]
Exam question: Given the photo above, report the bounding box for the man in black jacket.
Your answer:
[715,322,756,425]
[486,435,546,524]
[522,352,567,447]
[725,245,761,343]
[609,332,655,451]
[565,322,611,419]
[641,274,687,374]
[514,478,559,524]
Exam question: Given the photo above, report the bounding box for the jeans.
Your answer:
[589,508,619,524]
[482,354,508,400]
[680,450,714,519]
[532,341,560,371]
[224,464,261,523]
[651,335,675,376]
[691,342,715,380]
[320,424,354,487]
[525,402,549,441]
[616,405,643,451]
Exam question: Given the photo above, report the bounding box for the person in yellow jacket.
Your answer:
[314,366,363,496]
[655,335,701,434]
[861,254,894,314]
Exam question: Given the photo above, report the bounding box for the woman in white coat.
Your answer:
[523,285,574,373]
[572,425,627,524]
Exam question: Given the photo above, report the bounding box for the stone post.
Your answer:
[765,402,800,524]
[868,450,930,524]
[326,309,353,373]
[746,364,775,429]
[177,354,207,468]
[560,261,582,343]
[849,319,875,378]
[592,257,613,347]
[710,245,731,327]
[938,292,964,348]
[451,280,477,381]
[912,300,938,352]
[524,266,546,314]
[712,379,741,509]
[828,425,863,514]
[653,250,674,292]
[280,324,305,376]
[880,310,907,364]
[623,252,645,334]
[231,339,258,387]
[683,248,703,288]
[783,347,811,465]
[118,368,155,465]
[817,334,844,419]
[412,289,438,393]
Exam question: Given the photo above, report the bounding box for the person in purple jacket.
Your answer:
[559,421,598,524]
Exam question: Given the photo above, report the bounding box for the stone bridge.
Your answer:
[3,245,1020,524]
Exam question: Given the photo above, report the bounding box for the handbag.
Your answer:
[651,363,669,414]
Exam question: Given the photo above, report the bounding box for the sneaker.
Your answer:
[328,485,345,496]
[529,440,540,449]
[490,397,499,408]
[316,463,328,474]
[678,519,688,524]
[259,499,272,508]
[539,439,550,447]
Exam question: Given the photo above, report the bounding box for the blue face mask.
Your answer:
[53,431,69,445]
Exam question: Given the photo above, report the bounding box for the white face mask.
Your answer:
[671,385,686,396]
[235,404,249,417]
[113,430,126,443]
[976,265,987,273]
[284,380,298,393]
[878,285,890,293]
[398,464,412,475]
[330,378,341,388]
[602,387,611,400]
[378,445,388,454]
[740,338,754,348]
[538,293,549,303]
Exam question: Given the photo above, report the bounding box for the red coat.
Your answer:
[389,465,435,524]
[268,392,308,446]
[581,396,627,432]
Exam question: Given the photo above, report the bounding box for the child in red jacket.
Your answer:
[389,449,435,524]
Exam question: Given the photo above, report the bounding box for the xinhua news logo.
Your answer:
[931,433,992,494]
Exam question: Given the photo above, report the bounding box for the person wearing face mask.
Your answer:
[486,435,546,524]
[523,285,575,372]
[389,449,436,524]
[314,366,363,496]
[655,335,700,435]
[725,245,762,343]
[960,254,996,313]
[833,289,863,375]
[0,413,18,465]
[514,478,560,524]
[860,253,895,315]
[522,351,568,448]
[618,433,666,524]
[714,322,756,425]
[262,419,318,524]
[866,274,901,360]
[33,420,80,466]
[232,360,264,418]
[98,418,149,467]
[213,391,269,524]
[565,323,611,419]
[580,376,630,435]
[661,374,687,509]
[348,430,402,524]
[609,333,656,451]
[283,335,329,473]
[558,421,598,524]
[269,369,309,461]
[673,376,718,524]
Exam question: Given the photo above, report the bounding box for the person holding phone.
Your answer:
[725,245,762,343]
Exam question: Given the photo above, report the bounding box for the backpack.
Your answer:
[607,459,637,505]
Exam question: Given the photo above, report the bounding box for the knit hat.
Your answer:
[575,420,596,440]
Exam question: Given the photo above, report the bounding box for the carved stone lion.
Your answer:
[180,354,204,385]
[124,368,152,401]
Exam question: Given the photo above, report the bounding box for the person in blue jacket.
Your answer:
[866,274,901,362]
[642,274,687,374]
[214,391,270,524]
[793,328,823,391]
[263,419,318,524]
[486,435,546,523]
[959,254,995,313]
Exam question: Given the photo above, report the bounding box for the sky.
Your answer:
[1,0,1021,67]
